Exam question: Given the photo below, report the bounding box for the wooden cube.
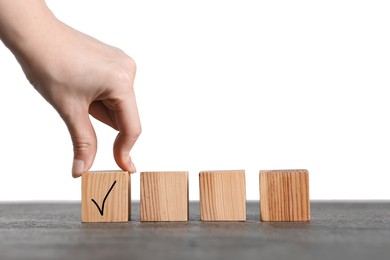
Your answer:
[199,170,246,221]
[260,169,310,222]
[82,171,130,222]
[140,171,188,221]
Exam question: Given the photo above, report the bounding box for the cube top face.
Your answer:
[199,170,246,221]
[260,169,310,222]
[140,171,189,222]
[82,171,130,223]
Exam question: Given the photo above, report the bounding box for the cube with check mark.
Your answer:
[82,171,130,222]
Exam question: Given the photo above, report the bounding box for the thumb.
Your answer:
[61,106,97,178]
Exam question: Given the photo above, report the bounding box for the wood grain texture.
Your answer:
[82,171,130,223]
[140,171,188,222]
[199,170,246,221]
[260,169,310,222]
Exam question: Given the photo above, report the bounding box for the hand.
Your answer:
[0,7,141,177]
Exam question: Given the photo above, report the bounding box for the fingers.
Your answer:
[89,95,141,173]
[89,101,118,130]
[60,105,97,178]
[112,93,141,173]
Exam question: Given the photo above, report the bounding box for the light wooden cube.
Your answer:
[199,170,246,221]
[140,171,188,222]
[82,171,130,223]
[260,169,310,222]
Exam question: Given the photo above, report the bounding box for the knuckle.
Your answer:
[125,126,142,142]
[133,125,142,138]
[72,137,96,153]
[104,53,137,92]
[124,56,137,75]
[108,67,135,90]
[114,47,136,73]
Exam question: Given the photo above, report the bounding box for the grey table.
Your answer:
[1,202,390,260]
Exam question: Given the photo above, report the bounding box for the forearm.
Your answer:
[0,0,56,56]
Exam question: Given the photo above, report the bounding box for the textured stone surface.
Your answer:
[1,202,390,260]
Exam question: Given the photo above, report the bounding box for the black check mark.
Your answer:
[91,180,117,216]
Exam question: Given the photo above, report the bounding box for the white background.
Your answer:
[0,0,389,201]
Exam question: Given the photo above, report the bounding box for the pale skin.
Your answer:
[0,0,141,177]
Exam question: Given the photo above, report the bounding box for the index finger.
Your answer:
[112,90,142,173]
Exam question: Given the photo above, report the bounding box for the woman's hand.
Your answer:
[0,0,141,177]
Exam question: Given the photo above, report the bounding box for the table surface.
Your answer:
[1,201,390,260]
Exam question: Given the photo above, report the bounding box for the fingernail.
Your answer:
[72,159,84,178]
[130,160,136,173]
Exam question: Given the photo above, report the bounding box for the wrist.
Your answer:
[0,0,56,57]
